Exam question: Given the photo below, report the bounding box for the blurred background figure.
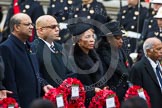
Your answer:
[138,0,162,62]
[47,0,82,23]
[2,0,44,42]
[121,96,148,108]
[141,0,162,41]
[145,6,162,40]
[117,0,148,55]
[47,0,111,38]
[30,98,56,108]
[72,0,111,37]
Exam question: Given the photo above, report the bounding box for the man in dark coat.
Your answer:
[2,0,44,42]
[0,13,53,108]
[33,15,69,87]
[130,37,162,108]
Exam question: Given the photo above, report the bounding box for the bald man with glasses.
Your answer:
[32,15,70,88]
[0,13,53,108]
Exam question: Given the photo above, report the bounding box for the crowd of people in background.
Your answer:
[0,0,162,108]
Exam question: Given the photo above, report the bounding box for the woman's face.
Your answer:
[107,35,123,48]
[78,29,95,51]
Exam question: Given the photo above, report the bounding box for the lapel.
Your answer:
[11,35,40,89]
[26,42,39,76]
[143,57,160,87]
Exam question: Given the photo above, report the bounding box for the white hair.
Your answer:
[143,37,161,56]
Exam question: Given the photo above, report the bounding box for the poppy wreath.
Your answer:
[89,89,120,108]
[43,88,68,108]
[59,78,86,108]
[124,85,151,107]
[0,97,19,108]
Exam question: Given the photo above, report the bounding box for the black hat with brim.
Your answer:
[67,23,93,36]
[100,21,124,37]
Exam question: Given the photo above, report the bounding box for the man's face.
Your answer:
[148,42,162,61]
[17,16,34,39]
[42,18,60,41]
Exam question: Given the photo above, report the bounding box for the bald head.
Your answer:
[36,15,57,29]
[143,37,161,55]
[35,15,60,42]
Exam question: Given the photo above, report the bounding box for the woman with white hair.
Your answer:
[67,22,105,106]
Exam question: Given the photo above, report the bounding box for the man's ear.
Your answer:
[14,24,20,32]
[146,48,153,56]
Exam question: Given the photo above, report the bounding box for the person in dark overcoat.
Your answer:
[47,0,82,23]
[67,22,105,106]
[2,0,44,42]
[96,21,130,102]
[141,0,162,41]
[130,37,162,108]
[0,13,53,108]
[117,0,148,54]
[0,52,12,99]
[144,7,162,41]
[71,0,110,37]
[33,15,69,88]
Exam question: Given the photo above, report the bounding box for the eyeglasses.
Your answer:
[41,24,59,29]
[19,23,35,27]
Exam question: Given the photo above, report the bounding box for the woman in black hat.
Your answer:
[67,22,105,106]
[97,21,131,102]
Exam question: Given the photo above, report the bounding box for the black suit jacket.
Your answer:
[32,39,68,87]
[0,34,45,108]
[130,57,162,108]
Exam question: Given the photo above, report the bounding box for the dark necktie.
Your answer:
[156,65,162,88]
[50,45,56,52]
